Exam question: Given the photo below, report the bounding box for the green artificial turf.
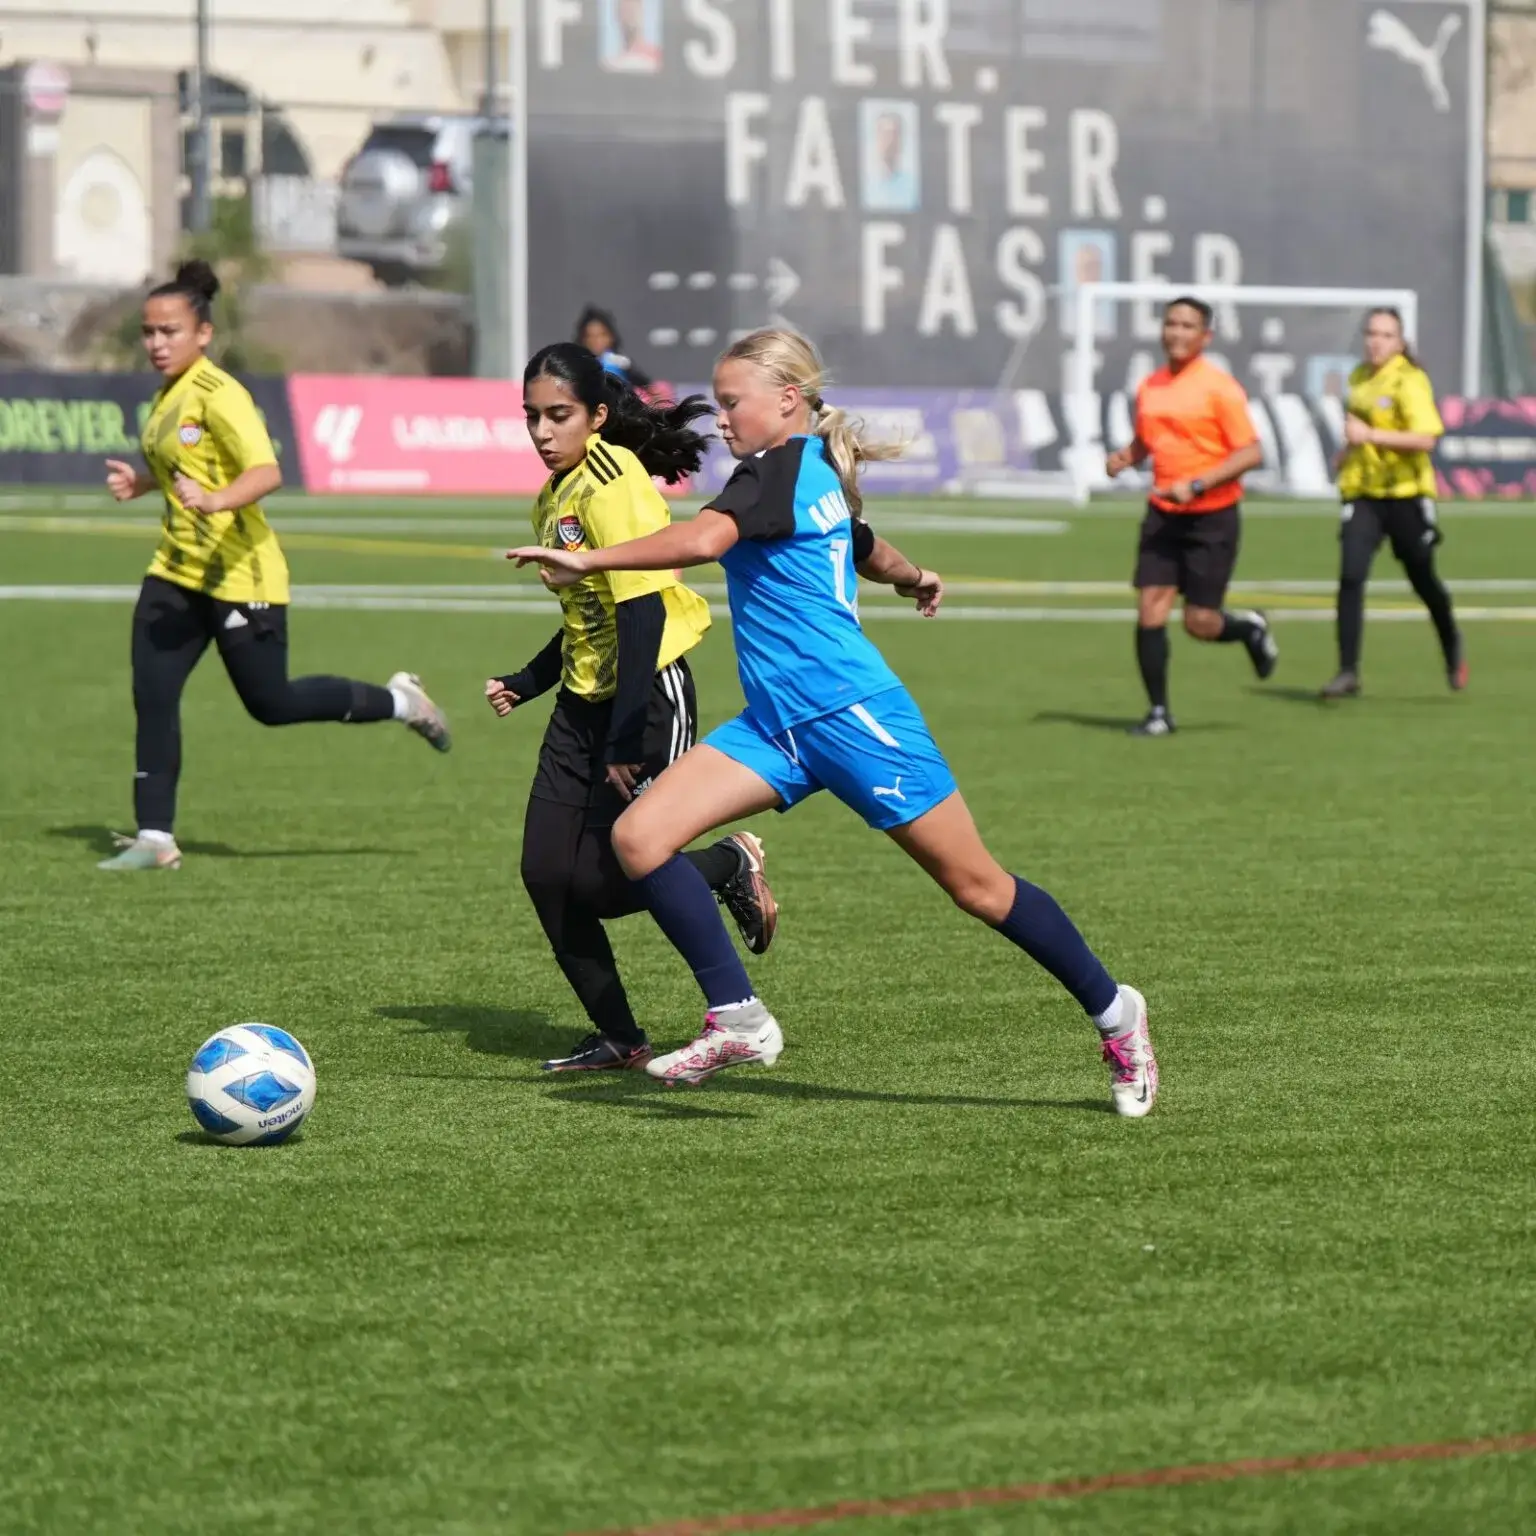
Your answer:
[1,497,1533,1535]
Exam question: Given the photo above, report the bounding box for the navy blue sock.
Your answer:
[640,854,755,1010]
[994,876,1118,1017]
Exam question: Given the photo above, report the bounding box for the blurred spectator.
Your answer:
[575,305,654,390]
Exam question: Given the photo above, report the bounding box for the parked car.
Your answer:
[336,114,496,286]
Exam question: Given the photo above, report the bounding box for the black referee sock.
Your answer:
[1135,626,1170,712]
[1215,611,1261,645]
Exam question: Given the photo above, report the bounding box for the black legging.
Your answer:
[131,575,393,832]
[520,797,737,1044]
[1337,497,1459,673]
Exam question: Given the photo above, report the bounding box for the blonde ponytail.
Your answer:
[718,328,902,514]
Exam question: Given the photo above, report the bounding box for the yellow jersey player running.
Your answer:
[1322,307,1464,698]
[486,342,777,1073]
[99,260,449,872]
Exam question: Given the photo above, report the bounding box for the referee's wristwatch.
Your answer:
[1189,478,1207,498]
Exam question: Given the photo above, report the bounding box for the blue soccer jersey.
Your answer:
[708,437,900,735]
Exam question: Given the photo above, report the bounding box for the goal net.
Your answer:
[947,282,1421,506]
[1062,282,1420,507]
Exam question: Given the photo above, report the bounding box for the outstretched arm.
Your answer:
[508,509,740,586]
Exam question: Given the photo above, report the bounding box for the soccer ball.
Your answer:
[185,1024,316,1146]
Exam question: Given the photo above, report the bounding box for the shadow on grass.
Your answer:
[1032,711,1236,734]
[547,1070,1111,1117]
[1248,686,1331,706]
[175,1129,305,1149]
[48,825,404,860]
[376,1004,568,1061]
[1248,687,1459,709]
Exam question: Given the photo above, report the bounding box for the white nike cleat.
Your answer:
[1102,985,1158,1118]
[646,1000,784,1085]
[388,671,451,753]
[97,833,182,871]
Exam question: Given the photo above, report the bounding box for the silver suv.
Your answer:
[336,115,489,285]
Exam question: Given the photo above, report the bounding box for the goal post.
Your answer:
[1066,282,1420,507]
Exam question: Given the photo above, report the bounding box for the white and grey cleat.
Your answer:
[389,671,451,753]
[1102,985,1158,1118]
[97,833,182,871]
[646,1000,784,1086]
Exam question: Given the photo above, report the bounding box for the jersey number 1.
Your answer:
[829,539,859,619]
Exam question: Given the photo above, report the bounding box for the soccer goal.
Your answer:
[1063,282,1420,507]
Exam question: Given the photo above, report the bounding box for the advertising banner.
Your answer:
[684,385,1056,497]
[0,370,295,485]
[529,0,1480,399]
[287,374,545,495]
[287,374,694,496]
[1436,399,1536,499]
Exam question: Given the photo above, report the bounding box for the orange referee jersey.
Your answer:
[1136,357,1258,514]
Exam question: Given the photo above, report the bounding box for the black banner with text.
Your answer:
[527,0,1476,395]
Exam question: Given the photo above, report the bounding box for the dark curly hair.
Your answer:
[523,342,711,485]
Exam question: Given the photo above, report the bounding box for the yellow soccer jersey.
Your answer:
[143,356,289,604]
[533,435,711,700]
[1337,354,1443,502]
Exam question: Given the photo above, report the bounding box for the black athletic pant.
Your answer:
[131,575,394,833]
[518,666,737,1044]
[1336,497,1459,673]
[519,799,738,1045]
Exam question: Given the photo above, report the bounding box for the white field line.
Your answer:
[4,585,1536,623]
[5,577,1535,599]
[0,512,1069,538]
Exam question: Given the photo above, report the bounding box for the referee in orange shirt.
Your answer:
[1106,296,1277,736]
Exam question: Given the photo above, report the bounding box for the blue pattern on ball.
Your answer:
[190,1036,247,1074]
[250,1119,304,1146]
[243,1024,311,1068]
[189,1097,243,1137]
[223,1072,300,1114]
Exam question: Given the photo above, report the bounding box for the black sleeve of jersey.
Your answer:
[706,445,801,541]
[499,630,563,703]
[851,518,876,564]
[605,592,666,764]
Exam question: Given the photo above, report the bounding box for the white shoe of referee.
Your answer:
[646,1000,784,1086]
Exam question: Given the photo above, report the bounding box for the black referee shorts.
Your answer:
[1134,503,1242,611]
[530,658,696,827]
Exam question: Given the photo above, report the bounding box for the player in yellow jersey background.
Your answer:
[98,260,451,872]
[485,342,777,1074]
[1324,308,1465,698]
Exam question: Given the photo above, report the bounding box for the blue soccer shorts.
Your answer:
[703,685,958,831]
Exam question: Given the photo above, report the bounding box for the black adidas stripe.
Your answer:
[588,443,621,484]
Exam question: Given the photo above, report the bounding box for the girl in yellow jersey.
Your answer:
[1323,308,1465,698]
[485,342,777,1073]
[98,260,450,871]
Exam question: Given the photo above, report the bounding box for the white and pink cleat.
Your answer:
[1102,985,1158,1118]
[645,1001,784,1086]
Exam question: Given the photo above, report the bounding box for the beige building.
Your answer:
[0,0,497,283]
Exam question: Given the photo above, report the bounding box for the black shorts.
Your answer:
[136,573,287,648]
[1340,496,1443,575]
[530,658,696,826]
[1133,503,1241,610]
